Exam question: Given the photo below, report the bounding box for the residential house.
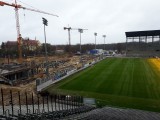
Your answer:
[4,39,41,51]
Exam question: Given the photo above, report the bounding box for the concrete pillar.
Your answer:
[132,37,134,42]
[139,36,140,51]
[145,36,147,43]
[152,36,154,43]
[126,37,128,56]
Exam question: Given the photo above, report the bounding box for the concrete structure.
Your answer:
[0,62,40,85]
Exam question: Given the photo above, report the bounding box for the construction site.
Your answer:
[0,0,95,90]
[1,0,160,120]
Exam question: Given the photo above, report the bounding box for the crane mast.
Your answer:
[0,0,58,63]
[15,0,22,62]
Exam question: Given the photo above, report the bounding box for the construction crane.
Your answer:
[64,26,72,54]
[0,0,58,63]
[64,26,71,46]
[64,27,88,46]
[74,28,88,66]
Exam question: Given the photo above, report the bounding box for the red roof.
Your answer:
[6,41,17,46]
[23,40,39,46]
[5,40,39,46]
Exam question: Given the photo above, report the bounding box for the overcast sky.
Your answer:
[0,0,160,45]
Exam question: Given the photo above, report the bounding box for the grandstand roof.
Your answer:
[125,30,160,37]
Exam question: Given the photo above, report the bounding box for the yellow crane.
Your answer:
[0,0,58,63]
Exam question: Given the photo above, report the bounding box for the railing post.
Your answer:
[18,91,21,114]
[76,96,78,108]
[73,96,75,110]
[50,95,53,112]
[37,94,40,114]
[58,94,60,111]
[66,95,68,110]
[71,96,73,111]
[1,88,5,115]
[55,94,57,111]
[64,95,66,110]
[73,96,76,109]
[32,93,34,114]
[81,96,83,106]
[61,95,64,110]
[25,92,28,114]
[47,95,49,112]
[42,95,45,112]
[77,96,79,107]
[10,90,14,116]
[79,96,81,107]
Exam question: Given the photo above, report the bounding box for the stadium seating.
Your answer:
[63,106,160,120]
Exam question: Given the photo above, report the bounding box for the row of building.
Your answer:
[1,38,41,51]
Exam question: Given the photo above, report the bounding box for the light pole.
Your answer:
[94,33,97,49]
[103,35,106,50]
[42,17,48,75]
[77,28,87,65]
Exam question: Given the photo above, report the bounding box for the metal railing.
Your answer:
[0,88,94,119]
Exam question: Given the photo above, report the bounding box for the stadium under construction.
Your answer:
[125,30,160,57]
[0,30,160,120]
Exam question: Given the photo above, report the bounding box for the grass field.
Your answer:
[46,58,160,112]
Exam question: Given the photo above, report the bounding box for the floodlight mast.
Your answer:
[94,33,97,49]
[77,28,88,55]
[75,28,87,65]
[42,17,49,75]
[69,28,88,55]
[103,35,106,50]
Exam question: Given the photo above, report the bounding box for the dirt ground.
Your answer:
[0,81,36,93]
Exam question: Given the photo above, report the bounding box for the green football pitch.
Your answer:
[46,58,160,112]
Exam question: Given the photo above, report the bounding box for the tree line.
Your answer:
[0,42,125,58]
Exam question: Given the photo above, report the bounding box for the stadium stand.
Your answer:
[64,106,160,120]
[125,30,160,57]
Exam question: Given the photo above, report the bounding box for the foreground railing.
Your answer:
[0,88,95,119]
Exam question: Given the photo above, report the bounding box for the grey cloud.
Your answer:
[1,0,160,44]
